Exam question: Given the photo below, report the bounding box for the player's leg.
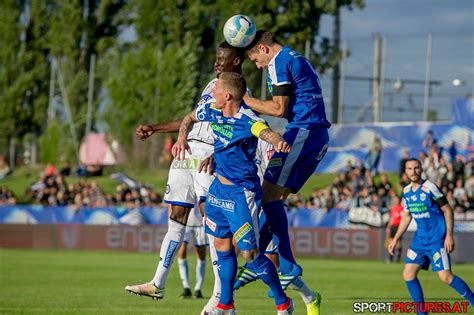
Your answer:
[226,185,293,314]
[433,248,474,306]
[403,262,427,315]
[193,224,208,298]
[125,204,192,299]
[177,229,192,298]
[262,127,329,278]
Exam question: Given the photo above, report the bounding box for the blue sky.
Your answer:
[317,0,474,123]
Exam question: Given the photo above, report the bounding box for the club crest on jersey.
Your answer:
[411,195,417,201]
[420,193,426,201]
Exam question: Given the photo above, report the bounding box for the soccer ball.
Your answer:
[223,15,257,48]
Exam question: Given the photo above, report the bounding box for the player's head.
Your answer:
[213,72,246,108]
[244,30,281,69]
[405,158,422,183]
[214,41,245,76]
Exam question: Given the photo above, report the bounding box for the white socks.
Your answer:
[194,258,206,291]
[178,258,190,289]
[152,219,186,288]
[289,276,316,304]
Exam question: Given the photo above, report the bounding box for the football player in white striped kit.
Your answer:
[125,42,246,309]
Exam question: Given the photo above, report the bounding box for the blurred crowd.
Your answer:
[26,164,163,208]
[0,186,16,205]
[291,131,474,213]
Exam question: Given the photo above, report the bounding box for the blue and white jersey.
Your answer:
[195,101,267,192]
[402,180,448,247]
[187,79,217,146]
[267,45,331,130]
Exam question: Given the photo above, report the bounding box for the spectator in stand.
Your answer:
[367,135,383,175]
[465,175,474,199]
[378,174,392,195]
[425,156,440,183]
[453,155,465,182]
[422,130,436,150]
[0,186,17,205]
[370,192,383,213]
[399,150,410,178]
[0,155,11,180]
[448,141,458,163]
[453,179,467,206]
[385,195,403,263]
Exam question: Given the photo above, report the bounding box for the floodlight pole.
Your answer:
[423,33,432,121]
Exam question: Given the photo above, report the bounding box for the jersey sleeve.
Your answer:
[195,101,212,122]
[425,181,448,207]
[268,57,292,96]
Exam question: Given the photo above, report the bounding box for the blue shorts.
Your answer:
[405,245,451,272]
[204,178,261,251]
[264,127,329,193]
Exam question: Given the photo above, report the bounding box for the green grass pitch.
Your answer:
[0,249,472,314]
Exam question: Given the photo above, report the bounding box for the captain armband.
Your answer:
[250,121,269,138]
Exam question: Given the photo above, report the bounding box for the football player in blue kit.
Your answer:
[388,159,474,315]
[237,30,329,313]
[172,72,294,315]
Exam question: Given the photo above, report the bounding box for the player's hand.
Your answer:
[274,140,291,153]
[171,137,191,160]
[199,154,215,175]
[136,124,154,141]
[444,234,455,253]
[387,238,397,256]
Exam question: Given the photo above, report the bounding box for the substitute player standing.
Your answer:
[388,159,474,314]
[173,72,294,315]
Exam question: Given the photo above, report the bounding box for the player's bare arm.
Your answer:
[441,204,455,253]
[388,211,412,255]
[258,128,291,153]
[243,94,289,118]
[172,110,197,160]
[136,119,183,141]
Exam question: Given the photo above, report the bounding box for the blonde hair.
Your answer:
[218,72,246,101]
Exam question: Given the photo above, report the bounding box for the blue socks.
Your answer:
[216,249,237,306]
[405,278,427,315]
[246,253,287,305]
[262,200,296,274]
[450,275,474,306]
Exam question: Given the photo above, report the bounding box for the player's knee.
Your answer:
[438,271,453,284]
[241,249,258,262]
[402,270,416,281]
[169,206,189,224]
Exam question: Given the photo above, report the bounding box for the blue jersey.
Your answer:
[195,100,267,192]
[402,180,448,248]
[267,45,331,130]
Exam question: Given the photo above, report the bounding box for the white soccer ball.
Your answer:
[223,15,257,48]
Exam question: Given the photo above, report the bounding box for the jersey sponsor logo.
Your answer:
[205,217,217,232]
[407,203,427,212]
[433,252,441,262]
[267,158,283,168]
[407,249,417,260]
[234,222,252,242]
[412,211,431,219]
[163,240,179,268]
[171,158,200,170]
[197,105,208,121]
[316,144,329,161]
[420,193,426,201]
[208,193,235,211]
[210,123,234,139]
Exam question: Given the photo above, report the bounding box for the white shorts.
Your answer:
[164,142,214,208]
[183,225,209,247]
